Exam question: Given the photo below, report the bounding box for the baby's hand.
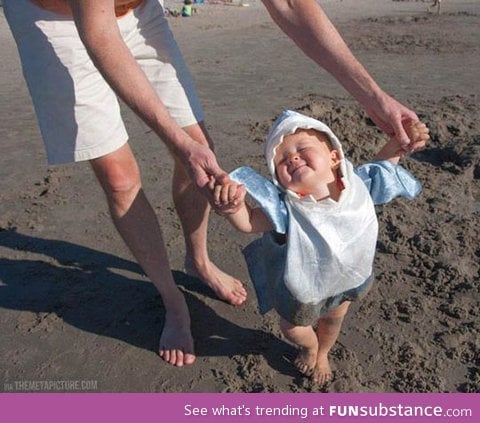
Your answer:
[210,178,246,215]
[375,120,429,163]
[405,120,429,153]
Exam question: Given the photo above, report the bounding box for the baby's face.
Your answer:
[273,129,340,197]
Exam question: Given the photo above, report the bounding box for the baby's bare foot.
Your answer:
[294,347,317,376]
[185,258,247,306]
[312,354,333,385]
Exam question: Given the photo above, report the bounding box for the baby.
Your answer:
[212,111,428,384]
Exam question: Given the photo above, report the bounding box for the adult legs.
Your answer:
[313,301,351,384]
[172,122,247,306]
[125,0,247,305]
[90,143,195,366]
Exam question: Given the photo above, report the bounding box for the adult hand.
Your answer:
[364,92,419,151]
[208,177,246,216]
[182,141,228,189]
[405,120,430,153]
[179,141,245,209]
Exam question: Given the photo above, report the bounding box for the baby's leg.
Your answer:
[280,318,318,375]
[313,301,351,384]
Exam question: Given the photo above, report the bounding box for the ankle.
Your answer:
[316,351,330,361]
[185,255,210,271]
[162,289,188,315]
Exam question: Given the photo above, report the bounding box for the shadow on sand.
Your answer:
[0,228,296,377]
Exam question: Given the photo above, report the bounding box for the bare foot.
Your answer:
[185,258,247,306]
[294,346,317,376]
[312,353,333,385]
[159,298,196,367]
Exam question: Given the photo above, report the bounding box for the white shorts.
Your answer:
[4,0,204,164]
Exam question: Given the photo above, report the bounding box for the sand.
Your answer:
[0,0,479,393]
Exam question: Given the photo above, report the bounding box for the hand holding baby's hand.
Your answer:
[376,120,429,163]
[209,177,246,215]
[405,120,429,153]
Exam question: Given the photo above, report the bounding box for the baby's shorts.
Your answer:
[4,0,204,164]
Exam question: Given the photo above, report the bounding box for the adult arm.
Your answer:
[67,0,226,188]
[261,0,418,147]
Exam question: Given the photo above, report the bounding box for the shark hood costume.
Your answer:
[265,110,348,190]
[230,111,421,326]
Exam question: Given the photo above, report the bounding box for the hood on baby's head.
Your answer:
[264,110,346,187]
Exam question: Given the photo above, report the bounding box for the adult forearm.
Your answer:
[263,0,383,105]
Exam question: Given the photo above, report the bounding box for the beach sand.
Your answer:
[0,0,479,392]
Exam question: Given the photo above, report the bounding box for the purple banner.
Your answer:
[0,393,478,423]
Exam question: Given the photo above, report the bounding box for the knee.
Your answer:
[319,315,344,329]
[321,302,350,325]
[96,161,142,206]
[107,170,142,206]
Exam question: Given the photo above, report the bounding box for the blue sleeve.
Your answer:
[354,160,422,205]
[229,166,288,234]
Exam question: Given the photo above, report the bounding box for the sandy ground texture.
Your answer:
[1,0,479,393]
